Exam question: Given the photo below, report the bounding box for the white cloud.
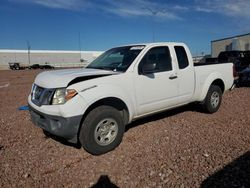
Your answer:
[34,0,81,10]
[195,7,213,13]
[223,1,250,17]
[173,5,189,11]
[194,0,250,17]
[8,0,87,10]
[8,0,250,20]
[13,0,250,22]
[9,0,182,20]
[100,0,182,20]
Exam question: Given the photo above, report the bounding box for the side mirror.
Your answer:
[141,63,156,74]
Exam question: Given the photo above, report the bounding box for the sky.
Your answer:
[1,0,250,55]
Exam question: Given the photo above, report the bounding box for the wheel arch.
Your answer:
[211,79,225,93]
[78,97,130,131]
[76,97,130,143]
[85,97,129,124]
[200,78,225,102]
[198,72,225,102]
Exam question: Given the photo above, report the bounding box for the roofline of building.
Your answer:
[0,49,103,54]
[211,33,250,43]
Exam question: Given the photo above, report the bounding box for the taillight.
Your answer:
[233,64,238,78]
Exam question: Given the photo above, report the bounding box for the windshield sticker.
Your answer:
[130,46,145,50]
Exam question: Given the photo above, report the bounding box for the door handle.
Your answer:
[169,75,178,80]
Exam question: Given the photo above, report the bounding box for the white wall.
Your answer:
[0,50,103,70]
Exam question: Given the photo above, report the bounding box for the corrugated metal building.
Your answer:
[211,33,250,57]
[0,50,103,70]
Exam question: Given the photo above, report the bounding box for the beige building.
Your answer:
[211,33,250,57]
[0,50,103,70]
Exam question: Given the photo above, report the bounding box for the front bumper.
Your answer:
[29,105,82,143]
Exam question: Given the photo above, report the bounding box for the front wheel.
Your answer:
[202,85,222,113]
[79,106,125,155]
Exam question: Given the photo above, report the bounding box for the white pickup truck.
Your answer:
[28,42,234,155]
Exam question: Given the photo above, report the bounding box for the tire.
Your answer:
[79,106,125,155]
[202,85,222,113]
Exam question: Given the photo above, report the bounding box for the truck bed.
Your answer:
[193,62,234,101]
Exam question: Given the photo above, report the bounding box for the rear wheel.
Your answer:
[202,85,222,113]
[79,106,125,155]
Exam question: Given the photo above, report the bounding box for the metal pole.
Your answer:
[14,51,16,62]
[78,32,82,61]
[27,40,31,65]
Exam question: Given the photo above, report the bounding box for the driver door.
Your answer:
[134,46,179,116]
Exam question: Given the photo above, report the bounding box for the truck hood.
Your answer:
[35,68,119,88]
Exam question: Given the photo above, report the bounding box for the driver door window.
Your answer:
[139,46,172,74]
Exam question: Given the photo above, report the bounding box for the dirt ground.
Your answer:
[0,70,250,188]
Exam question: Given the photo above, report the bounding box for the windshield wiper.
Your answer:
[87,66,115,71]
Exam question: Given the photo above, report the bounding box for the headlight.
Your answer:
[52,88,78,105]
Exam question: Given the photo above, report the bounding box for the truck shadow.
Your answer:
[201,151,250,188]
[125,103,202,132]
[43,130,81,149]
[43,103,202,148]
[236,83,250,88]
[91,175,118,188]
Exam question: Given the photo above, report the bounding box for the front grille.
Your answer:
[31,84,55,106]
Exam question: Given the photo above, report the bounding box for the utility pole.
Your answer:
[142,7,166,42]
[14,50,17,62]
[27,40,31,65]
[78,32,82,62]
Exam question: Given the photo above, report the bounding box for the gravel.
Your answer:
[0,70,250,187]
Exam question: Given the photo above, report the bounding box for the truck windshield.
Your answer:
[87,45,145,72]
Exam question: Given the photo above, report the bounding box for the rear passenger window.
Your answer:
[174,46,189,69]
[139,46,172,73]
